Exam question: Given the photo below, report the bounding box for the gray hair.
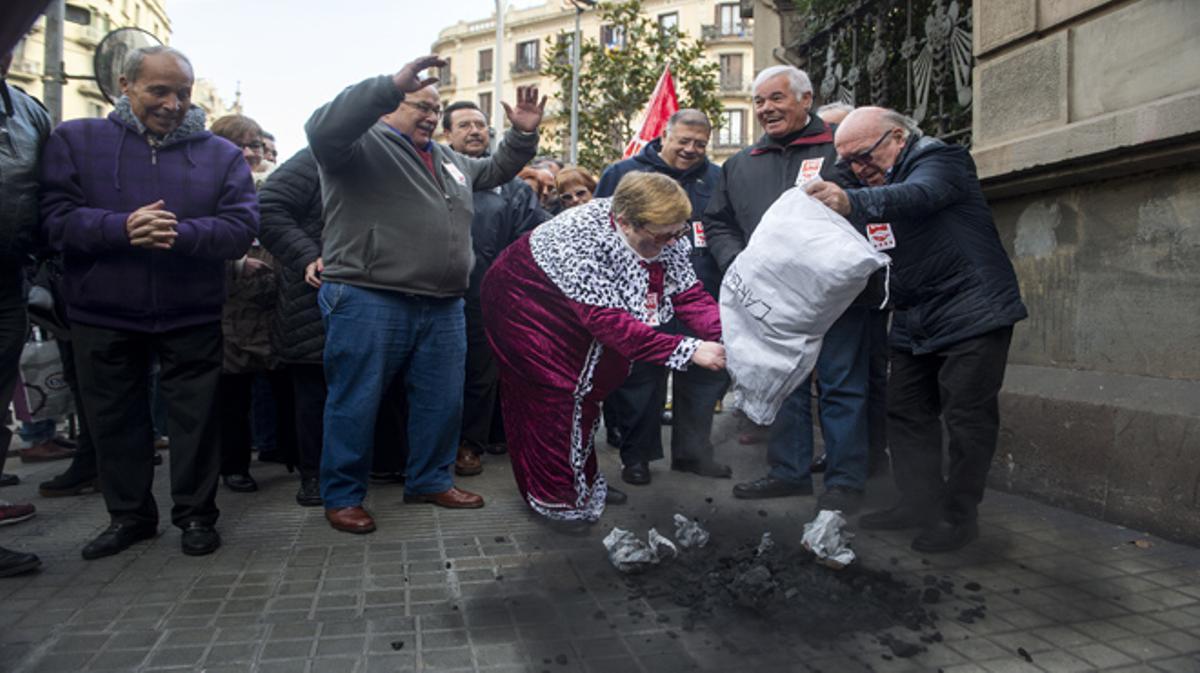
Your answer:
[816,102,854,118]
[752,65,812,100]
[665,109,711,134]
[881,109,922,139]
[122,46,193,83]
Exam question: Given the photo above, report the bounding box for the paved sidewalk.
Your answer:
[1,412,1198,673]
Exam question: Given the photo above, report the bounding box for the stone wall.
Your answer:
[973,0,1200,542]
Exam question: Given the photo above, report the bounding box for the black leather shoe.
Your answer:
[815,485,864,515]
[223,473,258,493]
[912,519,979,553]
[606,486,628,505]
[621,462,651,486]
[484,442,508,455]
[295,477,322,507]
[82,522,157,560]
[38,470,99,497]
[732,476,812,499]
[0,473,19,488]
[671,458,732,479]
[0,546,40,577]
[858,502,938,531]
[181,522,221,556]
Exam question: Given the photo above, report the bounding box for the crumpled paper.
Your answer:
[801,510,856,569]
[603,527,676,572]
[673,514,710,548]
[755,531,775,556]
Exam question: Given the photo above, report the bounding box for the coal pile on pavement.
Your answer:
[621,536,986,657]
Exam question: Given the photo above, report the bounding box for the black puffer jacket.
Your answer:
[467,176,548,303]
[258,148,325,364]
[845,136,1027,354]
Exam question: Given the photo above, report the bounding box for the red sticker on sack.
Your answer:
[867,223,897,251]
[692,221,706,248]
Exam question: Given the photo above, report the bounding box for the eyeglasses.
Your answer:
[403,101,443,117]
[840,129,895,168]
[645,223,690,244]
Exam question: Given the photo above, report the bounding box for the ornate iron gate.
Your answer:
[782,0,974,145]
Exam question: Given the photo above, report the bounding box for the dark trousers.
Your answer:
[612,360,729,466]
[887,326,1013,524]
[290,363,410,481]
[0,269,27,472]
[220,369,295,475]
[56,332,97,477]
[461,298,500,449]
[867,309,890,470]
[73,321,222,529]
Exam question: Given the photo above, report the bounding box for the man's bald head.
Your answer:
[834,106,921,186]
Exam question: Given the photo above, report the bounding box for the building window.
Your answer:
[658,12,679,36]
[600,24,625,50]
[478,48,493,83]
[719,54,743,91]
[478,92,493,115]
[555,33,573,65]
[65,4,91,25]
[718,109,746,146]
[437,58,452,86]
[516,85,538,103]
[716,3,742,36]
[514,40,539,74]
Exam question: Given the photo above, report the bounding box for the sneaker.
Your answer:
[815,485,864,515]
[295,478,322,507]
[0,501,36,526]
[911,519,979,553]
[732,476,812,499]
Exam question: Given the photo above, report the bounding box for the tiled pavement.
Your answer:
[1,412,1198,673]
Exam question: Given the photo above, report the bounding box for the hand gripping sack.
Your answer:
[720,187,889,425]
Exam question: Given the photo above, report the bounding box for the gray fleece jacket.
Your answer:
[305,75,538,297]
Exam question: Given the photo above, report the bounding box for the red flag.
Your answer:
[622,65,679,159]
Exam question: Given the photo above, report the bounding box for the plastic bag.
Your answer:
[603,527,677,573]
[720,188,890,425]
[801,510,856,569]
[673,514,710,549]
[14,329,73,423]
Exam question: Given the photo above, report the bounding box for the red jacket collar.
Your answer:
[750,128,835,155]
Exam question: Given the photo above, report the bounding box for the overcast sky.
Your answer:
[169,0,537,158]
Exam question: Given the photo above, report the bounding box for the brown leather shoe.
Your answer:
[454,446,483,476]
[325,506,376,534]
[403,487,484,509]
[20,441,76,463]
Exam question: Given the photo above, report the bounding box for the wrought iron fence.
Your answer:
[784,0,973,145]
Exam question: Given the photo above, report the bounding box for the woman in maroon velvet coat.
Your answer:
[482,173,725,525]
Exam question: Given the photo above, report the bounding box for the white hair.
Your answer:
[753,65,813,101]
[882,109,923,139]
[816,102,854,117]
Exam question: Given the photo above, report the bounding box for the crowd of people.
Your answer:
[0,45,1025,576]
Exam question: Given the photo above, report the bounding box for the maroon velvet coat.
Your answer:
[482,199,721,522]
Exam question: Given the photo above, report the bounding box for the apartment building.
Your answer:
[431,0,754,162]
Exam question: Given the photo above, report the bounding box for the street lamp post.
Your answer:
[492,0,505,153]
[568,0,596,165]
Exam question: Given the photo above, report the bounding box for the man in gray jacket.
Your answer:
[305,55,544,534]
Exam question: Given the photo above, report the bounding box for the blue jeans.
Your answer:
[18,419,56,444]
[767,306,871,491]
[318,282,465,508]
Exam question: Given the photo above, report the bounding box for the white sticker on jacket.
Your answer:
[692,221,707,248]
[795,157,825,188]
[866,223,897,251]
[443,162,468,187]
[645,292,660,326]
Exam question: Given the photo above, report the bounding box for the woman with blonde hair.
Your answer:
[554,165,596,210]
[482,172,725,527]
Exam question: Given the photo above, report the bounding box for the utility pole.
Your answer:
[568,0,596,165]
[42,0,65,125]
[492,0,505,152]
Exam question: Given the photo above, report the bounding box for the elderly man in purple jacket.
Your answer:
[39,46,258,561]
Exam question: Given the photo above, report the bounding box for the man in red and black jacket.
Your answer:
[704,65,873,515]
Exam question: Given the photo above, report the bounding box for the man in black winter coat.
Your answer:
[705,65,874,515]
[595,110,731,487]
[441,101,548,477]
[808,106,1027,553]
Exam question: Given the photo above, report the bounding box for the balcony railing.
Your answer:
[477,69,493,83]
[9,57,40,79]
[77,23,105,46]
[510,60,540,76]
[701,24,753,41]
[719,78,749,94]
[437,73,457,88]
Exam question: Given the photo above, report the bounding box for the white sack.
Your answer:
[720,188,889,425]
[802,510,857,569]
[672,514,710,549]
